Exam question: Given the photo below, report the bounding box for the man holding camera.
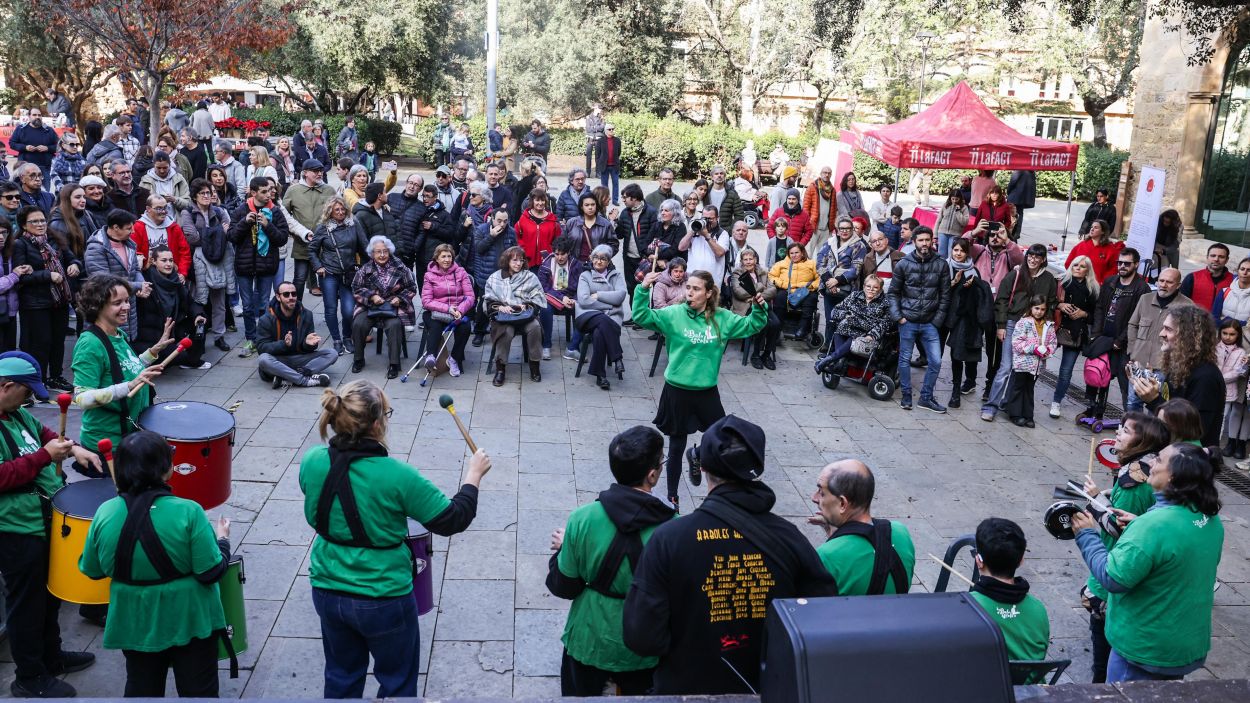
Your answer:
[678,205,730,287]
[623,415,836,696]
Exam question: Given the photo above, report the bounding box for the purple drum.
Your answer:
[406,519,434,615]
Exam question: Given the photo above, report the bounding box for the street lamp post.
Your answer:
[915,31,935,113]
[485,0,499,155]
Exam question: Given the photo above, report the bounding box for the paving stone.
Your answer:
[514,609,565,677]
[434,579,514,641]
[232,445,297,482]
[466,490,519,531]
[517,509,570,556]
[247,416,315,448]
[519,442,573,474]
[444,531,517,580]
[518,472,577,512]
[271,576,319,638]
[423,641,513,698]
[233,543,306,601]
[516,553,570,610]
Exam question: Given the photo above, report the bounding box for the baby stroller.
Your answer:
[743,193,771,229]
[820,327,900,401]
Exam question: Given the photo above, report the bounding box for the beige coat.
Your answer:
[1126,292,1194,370]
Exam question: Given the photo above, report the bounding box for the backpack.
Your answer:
[1084,353,1112,389]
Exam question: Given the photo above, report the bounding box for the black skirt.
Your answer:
[653,382,725,436]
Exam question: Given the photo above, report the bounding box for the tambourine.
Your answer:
[1096,439,1119,469]
[1043,501,1083,540]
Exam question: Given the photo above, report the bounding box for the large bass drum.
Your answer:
[137,402,235,510]
[48,479,117,604]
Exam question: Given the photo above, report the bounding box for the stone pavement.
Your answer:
[3,174,1249,699]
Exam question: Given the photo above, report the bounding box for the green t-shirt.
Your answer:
[1086,475,1155,601]
[815,520,915,596]
[0,409,62,537]
[557,501,667,672]
[969,590,1050,662]
[71,329,151,452]
[78,494,226,652]
[1104,504,1224,668]
[630,285,767,390]
[299,446,453,598]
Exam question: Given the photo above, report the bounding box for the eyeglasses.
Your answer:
[1,195,17,201]
[837,226,852,232]
[1116,261,1135,267]
[26,219,47,225]
[383,407,394,418]
[278,291,298,298]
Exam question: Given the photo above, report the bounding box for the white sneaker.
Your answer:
[232,303,244,315]
[542,347,551,360]
[404,325,415,333]
[563,349,581,361]
[1049,402,1061,418]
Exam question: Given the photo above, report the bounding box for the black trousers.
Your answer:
[581,313,622,378]
[983,326,1002,384]
[560,649,652,697]
[1003,371,1037,421]
[752,310,781,357]
[1089,604,1110,683]
[20,306,69,377]
[352,315,404,365]
[0,318,17,353]
[0,532,63,681]
[123,635,219,697]
[623,255,641,300]
[665,433,687,499]
[427,317,471,365]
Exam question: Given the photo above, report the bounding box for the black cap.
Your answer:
[302,158,325,172]
[699,415,766,481]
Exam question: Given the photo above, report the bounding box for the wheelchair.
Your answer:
[776,293,823,350]
[820,326,901,401]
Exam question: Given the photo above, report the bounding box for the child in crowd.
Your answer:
[1003,296,1056,427]
[968,518,1050,665]
[1218,319,1250,459]
[881,205,903,250]
[1158,398,1204,447]
[358,140,379,179]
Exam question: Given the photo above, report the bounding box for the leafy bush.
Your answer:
[1204,149,1249,211]
[231,107,403,157]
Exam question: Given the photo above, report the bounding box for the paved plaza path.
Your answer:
[3,168,1250,697]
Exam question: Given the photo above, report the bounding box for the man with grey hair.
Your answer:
[13,164,53,214]
[557,169,593,221]
[645,167,678,209]
[85,124,124,166]
[214,141,248,193]
[256,280,336,388]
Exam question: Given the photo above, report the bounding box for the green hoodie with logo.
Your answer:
[630,285,766,390]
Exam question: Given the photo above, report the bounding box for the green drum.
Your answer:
[217,557,248,660]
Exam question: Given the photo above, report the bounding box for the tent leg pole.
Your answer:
[1061,170,1075,252]
[894,166,900,200]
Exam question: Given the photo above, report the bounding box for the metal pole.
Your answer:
[485,0,498,157]
[1061,169,1075,251]
[919,43,929,111]
[894,166,901,197]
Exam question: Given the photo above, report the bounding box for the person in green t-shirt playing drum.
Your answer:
[1072,442,1225,682]
[809,460,915,595]
[0,352,103,698]
[299,379,492,698]
[79,430,233,697]
[969,518,1050,664]
[70,274,175,461]
[547,425,677,696]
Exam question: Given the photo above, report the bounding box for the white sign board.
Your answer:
[1125,166,1166,275]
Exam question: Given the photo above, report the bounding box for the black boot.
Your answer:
[1238,439,1248,461]
[492,360,506,387]
[529,360,542,382]
[1224,439,1237,457]
[948,390,961,409]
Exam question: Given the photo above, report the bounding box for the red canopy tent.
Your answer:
[846,81,1078,171]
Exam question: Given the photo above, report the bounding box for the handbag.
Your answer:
[429,310,453,323]
[495,306,536,325]
[1056,326,1080,349]
[785,261,810,307]
[850,335,878,356]
[367,302,398,319]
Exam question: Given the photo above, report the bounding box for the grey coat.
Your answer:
[574,267,628,326]
[83,228,145,337]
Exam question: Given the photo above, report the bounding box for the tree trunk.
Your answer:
[1081,94,1114,149]
[140,72,164,149]
[740,72,755,133]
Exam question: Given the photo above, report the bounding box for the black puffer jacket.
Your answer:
[614,202,658,260]
[228,201,290,277]
[407,200,457,264]
[309,217,367,277]
[352,202,397,253]
[887,248,950,325]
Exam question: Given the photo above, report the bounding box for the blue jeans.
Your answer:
[273,259,287,294]
[321,273,355,342]
[982,320,1017,414]
[938,232,957,258]
[237,274,274,342]
[312,587,421,698]
[539,305,580,350]
[1052,345,1081,402]
[600,166,620,203]
[897,321,941,400]
[1106,650,1185,683]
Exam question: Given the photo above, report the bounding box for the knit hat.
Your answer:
[79,175,107,189]
[785,187,801,202]
[699,415,766,481]
[781,165,798,180]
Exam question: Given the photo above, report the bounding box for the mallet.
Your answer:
[439,394,477,453]
[55,393,72,477]
[128,338,191,398]
[97,438,114,479]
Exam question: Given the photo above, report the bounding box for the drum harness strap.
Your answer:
[585,530,644,600]
[830,518,910,596]
[113,487,240,677]
[85,325,138,440]
[0,413,55,529]
[313,438,403,550]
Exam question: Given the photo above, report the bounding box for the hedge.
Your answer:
[230,107,404,157]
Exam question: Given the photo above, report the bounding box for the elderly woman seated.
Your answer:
[576,244,628,390]
[814,273,893,373]
[349,235,418,378]
[421,242,476,377]
[485,245,547,386]
[731,247,779,369]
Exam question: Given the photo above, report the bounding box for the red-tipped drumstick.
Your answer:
[127,338,191,398]
[97,438,113,479]
[55,393,72,476]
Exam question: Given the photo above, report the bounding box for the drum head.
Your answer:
[1044,501,1082,540]
[138,402,235,441]
[52,479,118,518]
[1096,439,1119,469]
[406,518,430,539]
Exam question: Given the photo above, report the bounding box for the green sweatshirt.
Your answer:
[630,285,766,390]
[816,520,915,596]
[969,590,1050,662]
[1086,470,1155,601]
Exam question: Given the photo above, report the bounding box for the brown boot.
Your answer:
[529,360,542,382]
[492,359,506,387]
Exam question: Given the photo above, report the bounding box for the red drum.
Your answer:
[137,401,235,510]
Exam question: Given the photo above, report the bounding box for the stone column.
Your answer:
[1179,91,1220,239]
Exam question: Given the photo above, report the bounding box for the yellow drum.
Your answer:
[48,479,116,604]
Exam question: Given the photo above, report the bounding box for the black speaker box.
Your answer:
[761,592,1014,703]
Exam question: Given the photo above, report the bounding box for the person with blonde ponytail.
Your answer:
[632,268,767,510]
[299,379,492,698]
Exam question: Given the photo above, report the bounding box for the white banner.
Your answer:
[1125,166,1166,275]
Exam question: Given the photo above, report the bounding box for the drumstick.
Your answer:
[438,394,478,453]
[56,393,71,439]
[927,553,975,587]
[127,338,191,398]
[97,438,114,479]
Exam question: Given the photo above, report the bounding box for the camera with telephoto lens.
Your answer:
[686,444,702,486]
[690,218,705,233]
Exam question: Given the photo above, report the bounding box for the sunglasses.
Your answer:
[1116,261,1135,267]
[278,291,298,298]
[1,195,17,201]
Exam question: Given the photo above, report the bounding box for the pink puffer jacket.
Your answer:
[421,261,475,316]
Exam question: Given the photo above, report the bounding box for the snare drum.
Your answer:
[217,557,248,660]
[406,519,434,615]
[137,402,235,510]
[48,479,117,604]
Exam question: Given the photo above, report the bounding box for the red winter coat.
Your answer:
[515,209,562,264]
[132,217,192,276]
[1065,237,1124,284]
[768,207,814,247]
